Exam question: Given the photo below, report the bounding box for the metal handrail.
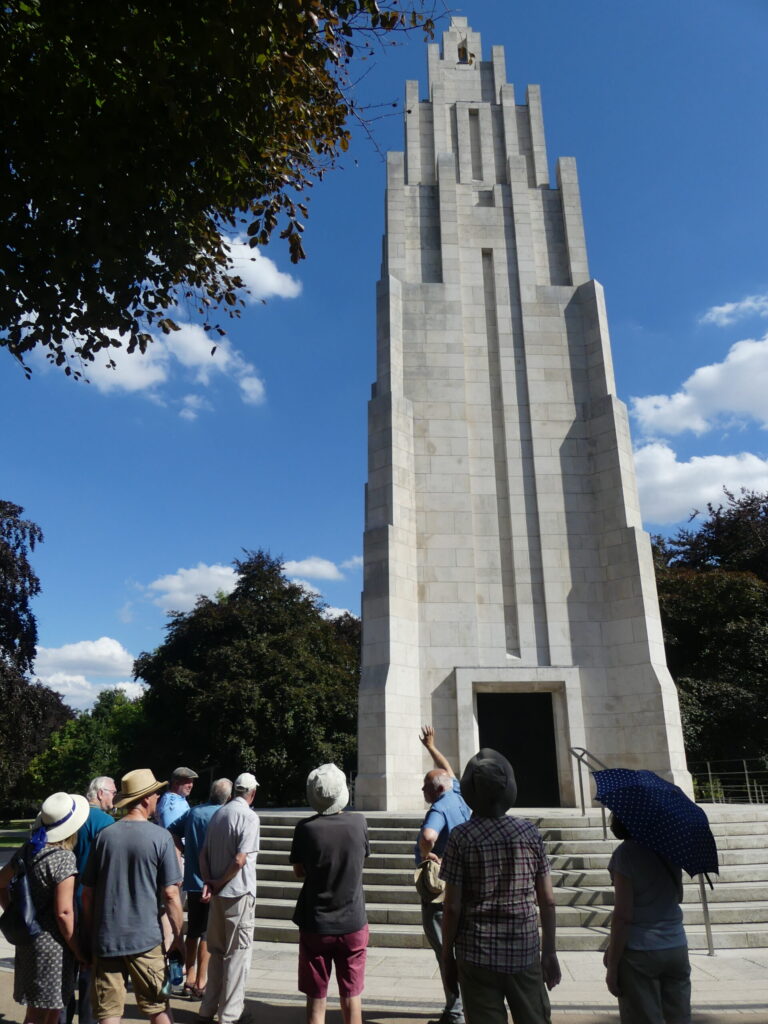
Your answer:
[569,746,609,838]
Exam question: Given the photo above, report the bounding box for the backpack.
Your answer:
[0,844,54,946]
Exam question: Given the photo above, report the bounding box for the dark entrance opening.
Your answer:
[476,691,560,806]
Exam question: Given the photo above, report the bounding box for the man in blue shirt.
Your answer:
[415,726,470,1024]
[156,765,198,827]
[170,778,232,998]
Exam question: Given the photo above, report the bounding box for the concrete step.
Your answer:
[251,916,768,951]
[547,849,768,870]
[259,848,415,870]
[259,879,419,905]
[259,864,415,886]
[256,807,768,951]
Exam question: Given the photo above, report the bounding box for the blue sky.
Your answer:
[3,0,768,709]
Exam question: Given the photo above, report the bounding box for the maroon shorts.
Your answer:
[298,924,369,999]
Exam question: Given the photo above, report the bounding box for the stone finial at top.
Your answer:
[440,16,482,65]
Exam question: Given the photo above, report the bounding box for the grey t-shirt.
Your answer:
[82,818,181,957]
[201,796,260,898]
[608,839,686,950]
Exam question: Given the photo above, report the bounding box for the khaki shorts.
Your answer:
[93,944,168,1019]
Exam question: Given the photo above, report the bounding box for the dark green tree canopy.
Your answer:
[1,0,436,377]
[0,660,72,810]
[23,688,143,800]
[654,490,768,763]
[134,550,360,804]
[0,499,44,675]
[660,488,768,579]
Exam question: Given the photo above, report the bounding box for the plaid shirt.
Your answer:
[440,815,550,973]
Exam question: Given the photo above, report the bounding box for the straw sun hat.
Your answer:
[114,769,167,809]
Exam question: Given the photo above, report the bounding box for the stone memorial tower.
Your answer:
[356,18,691,810]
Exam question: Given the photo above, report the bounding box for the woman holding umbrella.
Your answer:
[596,767,718,1024]
[604,813,691,1024]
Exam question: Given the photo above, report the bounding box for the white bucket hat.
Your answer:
[306,763,349,815]
[33,792,90,843]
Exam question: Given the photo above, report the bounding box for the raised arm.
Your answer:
[419,725,455,777]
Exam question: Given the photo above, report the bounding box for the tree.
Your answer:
[654,490,768,762]
[0,500,44,674]
[0,661,72,811]
[133,551,360,804]
[1,1,437,377]
[663,489,768,580]
[22,688,144,800]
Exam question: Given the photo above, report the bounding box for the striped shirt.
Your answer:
[440,815,550,973]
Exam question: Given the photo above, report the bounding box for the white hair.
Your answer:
[210,778,233,805]
[86,776,113,803]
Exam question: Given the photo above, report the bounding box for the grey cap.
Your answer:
[172,766,199,779]
[307,763,349,815]
[460,748,518,817]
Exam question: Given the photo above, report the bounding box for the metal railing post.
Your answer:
[577,760,586,816]
[698,875,715,956]
[569,747,610,837]
[744,760,752,804]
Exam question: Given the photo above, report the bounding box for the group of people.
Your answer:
[0,727,691,1024]
[414,727,690,1024]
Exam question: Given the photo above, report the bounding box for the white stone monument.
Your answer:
[356,18,691,810]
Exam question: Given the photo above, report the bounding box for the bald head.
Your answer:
[422,769,451,804]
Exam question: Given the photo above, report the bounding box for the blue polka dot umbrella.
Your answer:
[593,768,719,879]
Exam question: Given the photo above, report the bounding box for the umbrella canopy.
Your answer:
[593,768,719,878]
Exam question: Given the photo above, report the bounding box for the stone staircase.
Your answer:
[253,805,768,951]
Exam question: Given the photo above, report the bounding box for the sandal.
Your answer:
[191,986,206,1000]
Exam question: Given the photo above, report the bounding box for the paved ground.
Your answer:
[2,939,768,1023]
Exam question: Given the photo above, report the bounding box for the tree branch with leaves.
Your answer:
[1,0,439,377]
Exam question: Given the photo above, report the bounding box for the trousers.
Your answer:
[199,893,256,1024]
[421,901,464,1022]
[617,946,691,1024]
[457,960,551,1024]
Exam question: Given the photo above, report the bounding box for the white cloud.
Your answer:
[35,637,134,678]
[340,556,363,571]
[116,681,146,701]
[179,394,213,421]
[634,442,768,524]
[226,239,302,301]
[322,606,353,619]
[631,334,768,437]
[239,375,266,405]
[283,557,344,581]
[700,293,768,327]
[147,562,239,612]
[291,578,322,596]
[36,674,144,712]
[83,337,170,393]
[58,317,267,413]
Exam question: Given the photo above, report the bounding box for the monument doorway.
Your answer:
[476,692,561,806]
